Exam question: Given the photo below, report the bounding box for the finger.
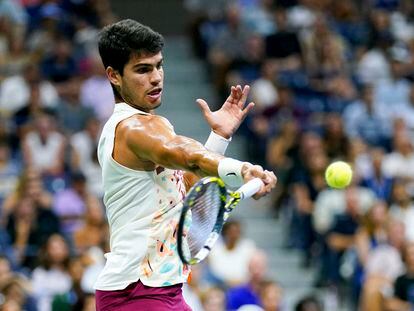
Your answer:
[238,85,251,108]
[241,102,255,117]
[234,85,242,102]
[225,86,238,105]
[264,170,277,187]
[196,99,212,117]
[252,165,266,179]
[233,86,241,103]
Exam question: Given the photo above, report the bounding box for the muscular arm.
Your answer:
[125,115,225,177]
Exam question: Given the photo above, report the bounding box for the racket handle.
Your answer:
[237,178,264,200]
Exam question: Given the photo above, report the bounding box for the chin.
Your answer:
[152,100,162,109]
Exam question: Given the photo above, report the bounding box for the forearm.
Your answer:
[160,136,225,176]
[184,131,231,189]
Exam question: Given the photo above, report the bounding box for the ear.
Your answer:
[106,66,121,87]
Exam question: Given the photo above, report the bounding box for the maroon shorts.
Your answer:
[95,281,192,311]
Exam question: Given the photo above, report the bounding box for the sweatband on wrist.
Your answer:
[204,131,231,155]
[218,158,244,188]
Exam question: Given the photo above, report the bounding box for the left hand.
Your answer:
[197,85,255,139]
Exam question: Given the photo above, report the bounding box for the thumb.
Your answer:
[196,98,212,117]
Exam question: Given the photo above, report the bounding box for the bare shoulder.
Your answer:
[117,114,173,136]
[116,113,176,156]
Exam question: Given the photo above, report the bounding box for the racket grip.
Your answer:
[238,178,264,200]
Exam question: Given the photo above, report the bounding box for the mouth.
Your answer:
[147,87,163,101]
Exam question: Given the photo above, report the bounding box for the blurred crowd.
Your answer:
[0,1,290,311]
[0,0,117,310]
[4,0,414,310]
[185,0,414,310]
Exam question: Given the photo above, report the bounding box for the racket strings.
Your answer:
[186,183,224,259]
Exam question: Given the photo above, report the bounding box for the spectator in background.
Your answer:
[266,119,299,210]
[383,131,414,186]
[13,82,44,138]
[51,256,86,311]
[302,13,347,78]
[208,3,250,98]
[26,3,68,56]
[70,117,102,197]
[21,110,66,180]
[0,63,58,117]
[360,147,394,202]
[2,167,53,224]
[290,146,327,265]
[294,295,323,311]
[80,294,96,311]
[226,250,269,310]
[347,137,372,180]
[6,197,60,270]
[356,9,392,85]
[0,276,37,311]
[209,220,256,286]
[385,242,414,310]
[73,198,106,254]
[239,0,275,36]
[319,187,361,287]
[343,85,391,147]
[0,20,33,79]
[250,60,278,111]
[374,49,411,109]
[393,83,414,139]
[225,33,265,87]
[259,280,283,311]
[53,172,99,239]
[354,201,389,301]
[313,184,376,240]
[202,287,226,311]
[72,17,99,58]
[389,179,414,241]
[0,140,20,208]
[41,38,77,84]
[79,54,114,123]
[360,219,405,311]
[182,265,204,311]
[322,113,349,160]
[55,79,94,134]
[264,6,302,71]
[0,256,13,288]
[31,234,72,311]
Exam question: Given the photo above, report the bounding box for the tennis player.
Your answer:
[94,19,277,311]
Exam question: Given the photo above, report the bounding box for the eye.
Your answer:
[136,68,150,74]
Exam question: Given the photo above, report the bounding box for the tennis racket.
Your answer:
[177,177,263,265]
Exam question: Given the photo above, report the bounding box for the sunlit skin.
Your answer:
[105,50,276,196]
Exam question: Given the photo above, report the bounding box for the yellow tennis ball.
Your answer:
[325,161,353,189]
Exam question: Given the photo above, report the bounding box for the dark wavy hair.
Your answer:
[98,19,164,74]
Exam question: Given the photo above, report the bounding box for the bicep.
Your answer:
[127,116,222,175]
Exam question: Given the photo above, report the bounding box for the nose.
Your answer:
[150,67,162,85]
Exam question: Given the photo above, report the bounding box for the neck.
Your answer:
[116,101,151,113]
[226,241,237,250]
[249,278,261,292]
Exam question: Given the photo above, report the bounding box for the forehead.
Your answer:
[127,51,163,66]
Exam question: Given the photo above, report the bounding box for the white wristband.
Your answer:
[218,158,244,188]
[204,131,231,155]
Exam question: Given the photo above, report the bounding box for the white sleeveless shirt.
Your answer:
[94,103,189,290]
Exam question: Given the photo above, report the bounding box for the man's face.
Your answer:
[111,51,164,112]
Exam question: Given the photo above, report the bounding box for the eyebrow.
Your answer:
[132,58,163,69]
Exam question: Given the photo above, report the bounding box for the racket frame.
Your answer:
[177,177,227,265]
